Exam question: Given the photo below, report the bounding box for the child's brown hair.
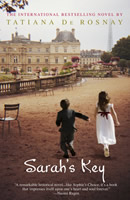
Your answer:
[98,91,110,112]
[60,99,70,110]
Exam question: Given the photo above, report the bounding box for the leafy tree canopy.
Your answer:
[112,36,130,60]
[4,68,9,73]
[126,60,130,68]
[63,62,73,66]
[42,67,48,72]
[117,59,127,68]
[101,52,112,63]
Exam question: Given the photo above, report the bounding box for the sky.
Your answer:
[0,0,130,51]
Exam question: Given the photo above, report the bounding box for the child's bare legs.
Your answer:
[104,144,109,150]
[103,144,110,157]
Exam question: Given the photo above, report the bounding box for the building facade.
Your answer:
[80,49,104,67]
[0,29,80,73]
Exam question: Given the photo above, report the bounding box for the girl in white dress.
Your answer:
[95,91,120,157]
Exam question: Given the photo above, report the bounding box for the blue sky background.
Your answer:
[0,0,129,50]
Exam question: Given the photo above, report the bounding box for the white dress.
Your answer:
[96,103,116,145]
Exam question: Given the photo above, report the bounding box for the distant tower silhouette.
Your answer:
[107,19,113,52]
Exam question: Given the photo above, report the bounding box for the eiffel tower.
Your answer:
[107,19,113,52]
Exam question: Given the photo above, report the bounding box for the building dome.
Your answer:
[52,29,79,42]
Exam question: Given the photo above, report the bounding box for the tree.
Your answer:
[0,0,28,13]
[126,60,130,69]
[126,60,130,75]
[101,52,112,63]
[4,67,9,74]
[117,59,127,72]
[20,68,24,73]
[42,67,48,72]
[63,62,73,67]
[112,36,130,60]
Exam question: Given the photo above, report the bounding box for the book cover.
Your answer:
[0,0,130,200]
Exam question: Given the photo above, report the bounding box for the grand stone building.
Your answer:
[0,28,80,73]
[80,49,104,67]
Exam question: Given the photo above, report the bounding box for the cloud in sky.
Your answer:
[0,0,129,51]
